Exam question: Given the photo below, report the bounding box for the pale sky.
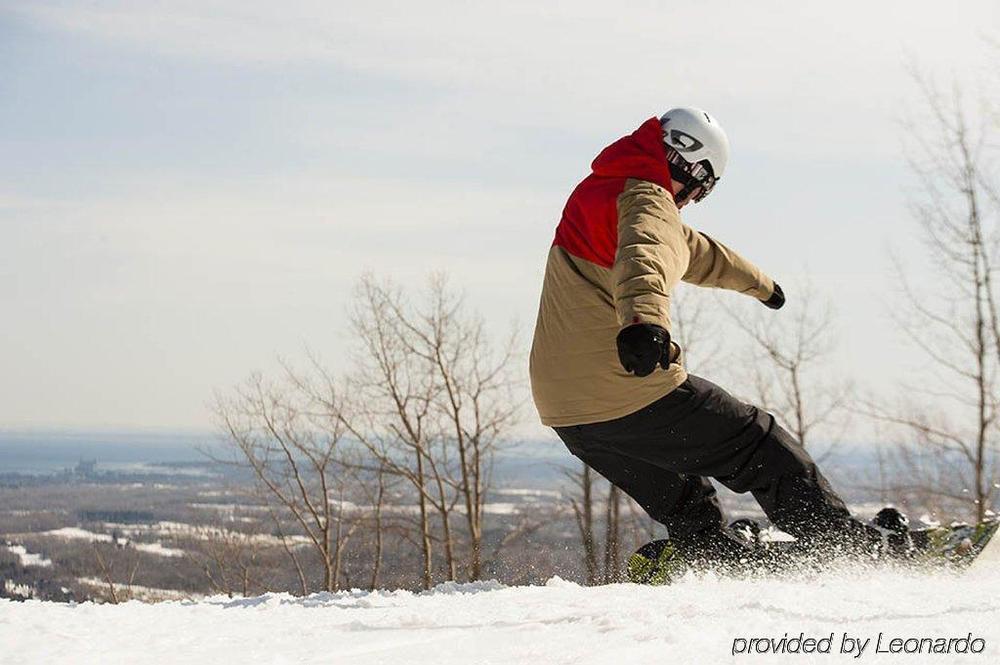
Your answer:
[1,1,998,434]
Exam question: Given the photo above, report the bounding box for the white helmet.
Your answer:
[660,107,730,203]
[660,107,730,178]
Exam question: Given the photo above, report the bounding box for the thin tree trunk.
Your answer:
[471,436,484,580]
[430,463,457,581]
[572,464,598,585]
[370,470,385,590]
[415,447,434,590]
[603,484,621,583]
[273,516,308,596]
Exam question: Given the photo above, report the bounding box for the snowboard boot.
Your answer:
[790,507,917,564]
[726,519,808,573]
[670,522,779,575]
[626,526,767,585]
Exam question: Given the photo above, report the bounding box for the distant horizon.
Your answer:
[0,425,900,453]
[0,427,911,509]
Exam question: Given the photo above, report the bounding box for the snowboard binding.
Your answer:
[626,519,773,585]
[626,539,689,585]
[871,507,916,559]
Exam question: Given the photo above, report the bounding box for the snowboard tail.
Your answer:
[936,519,1000,567]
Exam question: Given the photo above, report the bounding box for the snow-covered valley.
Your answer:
[2,565,998,665]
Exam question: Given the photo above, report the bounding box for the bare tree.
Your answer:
[410,275,519,580]
[566,463,599,584]
[565,463,635,585]
[214,372,359,592]
[671,282,726,376]
[340,276,452,587]
[91,542,140,604]
[266,505,309,596]
[354,460,391,590]
[216,273,520,591]
[339,274,519,587]
[722,284,853,459]
[601,485,622,583]
[869,73,1000,522]
[194,525,264,598]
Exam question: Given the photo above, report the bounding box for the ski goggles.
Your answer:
[665,148,718,203]
[685,161,717,202]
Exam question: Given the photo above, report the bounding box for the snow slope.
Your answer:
[2,566,999,665]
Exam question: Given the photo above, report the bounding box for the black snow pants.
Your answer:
[554,374,857,548]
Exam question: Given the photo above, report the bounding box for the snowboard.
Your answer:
[626,519,1000,586]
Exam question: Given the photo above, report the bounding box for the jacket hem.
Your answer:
[538,367,689,427]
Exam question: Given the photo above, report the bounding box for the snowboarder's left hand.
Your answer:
[761,282,785,310]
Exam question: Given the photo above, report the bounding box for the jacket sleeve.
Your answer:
[611,179,690,331]
[681,226,775,300]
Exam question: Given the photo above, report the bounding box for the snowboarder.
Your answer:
[529,108,899,568]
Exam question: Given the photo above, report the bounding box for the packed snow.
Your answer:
[5,544,52,568]
[41,526,116,543]
[131,542,185,558]
[2,565,999,664]
[23,522,309,551]
[31,527,186,557]
[326,498,554,516]
[493,487,564,499]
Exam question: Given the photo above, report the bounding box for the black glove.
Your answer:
[616,323,670,377]
[761,282,785,310]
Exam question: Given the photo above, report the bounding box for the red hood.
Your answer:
[590,117,672,188]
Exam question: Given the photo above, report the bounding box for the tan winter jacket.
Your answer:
[529,118,775,427]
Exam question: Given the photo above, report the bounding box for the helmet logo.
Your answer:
[668,129,703,153]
